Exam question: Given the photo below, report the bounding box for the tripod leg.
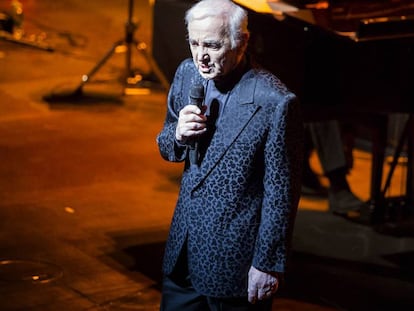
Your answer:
[74,39,124,94]
[135,42,170,91]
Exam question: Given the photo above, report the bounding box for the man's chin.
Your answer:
[199,73,214,80]
[198,70,218,80]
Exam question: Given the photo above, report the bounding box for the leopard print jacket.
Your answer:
[157,58,303,297]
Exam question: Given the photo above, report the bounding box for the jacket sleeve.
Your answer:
[252,93,303,273]
[156,62,190,163]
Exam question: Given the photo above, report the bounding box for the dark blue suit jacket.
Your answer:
[157,59,303,297]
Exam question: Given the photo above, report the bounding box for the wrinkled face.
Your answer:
[188,16,243,81]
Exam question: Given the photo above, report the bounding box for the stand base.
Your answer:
[42,85,123,105]
[0,31,54,52]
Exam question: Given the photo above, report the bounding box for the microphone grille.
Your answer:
[190,84,204,100]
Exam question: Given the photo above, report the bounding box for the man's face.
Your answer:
[188,16,243,80]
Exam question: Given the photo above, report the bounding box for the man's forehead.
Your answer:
[188,29,227,43]
[189,16,226,31]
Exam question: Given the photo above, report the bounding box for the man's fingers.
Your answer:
[180,122,206,136]
[249,281,279,304]
[176,106,207,141]
[247,267,281,304]
[180,104,202,116]
[271,281,279,294]
[248,288,257,304]
[257,287,270,300]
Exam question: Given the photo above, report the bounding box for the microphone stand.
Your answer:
[54,0,170,99]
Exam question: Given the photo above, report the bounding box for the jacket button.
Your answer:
[192,189,201,198]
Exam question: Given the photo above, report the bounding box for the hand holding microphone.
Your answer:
[175,84,206,144]
[175,84,206,166]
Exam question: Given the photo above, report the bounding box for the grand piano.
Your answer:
[152,0,414,223]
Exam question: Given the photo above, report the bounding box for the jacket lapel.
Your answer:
[192,71,261,188]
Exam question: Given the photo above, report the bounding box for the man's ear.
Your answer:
[239,33,250,53]
[241,32,250,45]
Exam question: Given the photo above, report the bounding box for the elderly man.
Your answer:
[156,0,303,310]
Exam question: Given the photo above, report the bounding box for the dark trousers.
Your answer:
[160,243,273,311]
[160,275,273,311]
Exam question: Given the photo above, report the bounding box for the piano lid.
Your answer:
[235,0,414,41]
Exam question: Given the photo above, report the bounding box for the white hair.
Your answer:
[185,0,249,49]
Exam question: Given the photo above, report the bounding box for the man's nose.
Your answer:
[197,44,208,61]
[197,47,209,61]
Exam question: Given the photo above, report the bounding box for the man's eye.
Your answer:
[189,40,199,47]
[189,40,222,50]
[205,43,221,50]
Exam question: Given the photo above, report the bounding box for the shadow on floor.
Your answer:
[105,225,414,310]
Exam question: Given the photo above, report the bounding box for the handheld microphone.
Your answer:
[189,84,205,166]
[189,84,204,108]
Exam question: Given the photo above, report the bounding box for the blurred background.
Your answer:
[1,0,414,310]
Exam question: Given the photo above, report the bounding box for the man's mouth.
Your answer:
[199,63,211,72]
